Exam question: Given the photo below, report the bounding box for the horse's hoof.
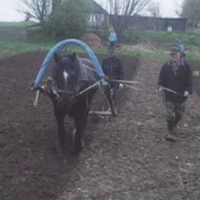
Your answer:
[81,138,85,148]
[74,146,82,154]
[55,145,67,160]
[73,143,83,156]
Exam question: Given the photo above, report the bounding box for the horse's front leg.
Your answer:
[54,108,67,152]
[73,111,88,153]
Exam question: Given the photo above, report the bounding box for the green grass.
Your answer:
[0,37,55,52]
[0,28,200,60]
[0,21,37,27]
[122,30,200,49]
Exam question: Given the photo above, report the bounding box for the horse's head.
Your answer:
[52,52,81,108]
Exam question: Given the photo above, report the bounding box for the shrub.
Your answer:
[44,0,91,40]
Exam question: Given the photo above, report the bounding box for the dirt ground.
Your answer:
[0,51,200,200]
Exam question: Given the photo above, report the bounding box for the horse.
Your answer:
[38,51,98,155]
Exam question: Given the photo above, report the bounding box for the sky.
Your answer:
[0,0,183,22]
[0,0,24,22]
[153,0,183,18]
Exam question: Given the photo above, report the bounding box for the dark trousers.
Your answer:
[110,41,116,47]
[104,82,120,106]
[165,101,185,133]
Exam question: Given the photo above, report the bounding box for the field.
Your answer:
[0,51,200,200]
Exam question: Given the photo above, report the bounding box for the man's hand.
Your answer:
[104,75,110,81]
[184,91,190,97]
[158,87,164,92]
[119,83,123,88]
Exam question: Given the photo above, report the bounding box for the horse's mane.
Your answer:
[52,52,98,84]
[80,58,98,82]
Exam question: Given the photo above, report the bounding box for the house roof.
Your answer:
[90,0,108,14]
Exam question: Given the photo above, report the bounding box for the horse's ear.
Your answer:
[70,52,77,62]
[54,52,60,63]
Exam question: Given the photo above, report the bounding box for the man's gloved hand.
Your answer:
[119,83,123,88]
[104,75,110,81]
[184,91,189,97]
[158,87,164,92]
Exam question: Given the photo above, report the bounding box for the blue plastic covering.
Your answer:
[33,39,106,89]
[174,38,182,47]
[108,31,117,42]
[174,38,185,58]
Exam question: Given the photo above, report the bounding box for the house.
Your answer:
[88,1,187,33]
[88,0,109,28]
[112,15,187,32]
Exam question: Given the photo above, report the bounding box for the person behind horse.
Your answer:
[174,38,186,58]
[108,29,118,47]
[101,48,124,107]
[158,46,193,142]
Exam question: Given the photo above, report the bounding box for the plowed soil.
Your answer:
[0,52,200,200]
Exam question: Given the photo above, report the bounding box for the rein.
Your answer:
[158,86,184,96]
[34,76,184,107]
[109,78,184,96]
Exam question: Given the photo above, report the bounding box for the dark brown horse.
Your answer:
[38,52,98,155]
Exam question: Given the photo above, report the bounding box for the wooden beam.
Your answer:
[89,111,114,116]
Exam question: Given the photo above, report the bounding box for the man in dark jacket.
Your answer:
[102,48,124,107]
[158,46,193,141]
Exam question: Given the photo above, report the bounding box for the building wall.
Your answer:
[129,17,187,32]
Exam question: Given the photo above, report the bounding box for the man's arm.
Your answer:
[101,59,106,73]
[158,65,166,92]
[158,65,165,87]
[185,63,193,95]
[118,59,124,80]
[101,59,110,80]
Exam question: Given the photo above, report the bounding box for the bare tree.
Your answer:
[147,3,160,17]
[106,0,151,37]
[181,0,200,27]
[142,2,161,31]
[19,0,52,22]
[175,1,182,17]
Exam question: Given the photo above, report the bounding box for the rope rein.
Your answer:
[109,79,184,96]
[34,76,185,107]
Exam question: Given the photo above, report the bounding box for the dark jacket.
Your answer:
[158,59,193,103]
[102,56,124,80]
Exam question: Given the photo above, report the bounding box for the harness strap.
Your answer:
[76,80,101,96]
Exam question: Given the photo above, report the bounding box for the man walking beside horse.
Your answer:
[158,46,193,142]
